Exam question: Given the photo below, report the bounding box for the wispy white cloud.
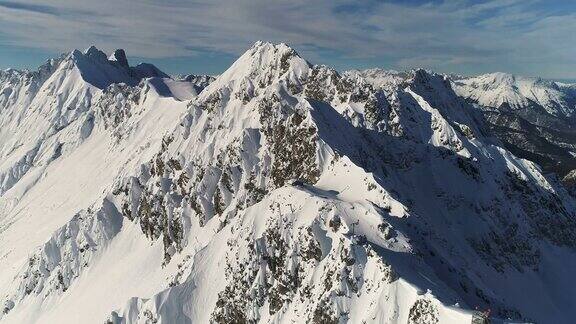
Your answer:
[0,0,574,78]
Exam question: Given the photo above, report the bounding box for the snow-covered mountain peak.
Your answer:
[0,54,65,86]
[344,68,408,91]
[82,45,109,62]
[453,71,576,118]
[477,72,549,87]
[200,41,310,100]
[409,68,434,79]
[407,69,450,89]
[229,41,309,79]
[481,71,517,84]
[67,47,168,89]
[407,69,464,102]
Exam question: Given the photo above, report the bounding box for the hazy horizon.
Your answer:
[1,0,575,79]
[2,44,575,83]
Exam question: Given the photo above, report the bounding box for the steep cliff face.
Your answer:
[1,42,576,324]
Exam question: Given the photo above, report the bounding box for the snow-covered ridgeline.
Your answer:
[1,42,576,324]
[453,72,576,118]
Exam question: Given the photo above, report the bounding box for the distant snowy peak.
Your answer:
[345,68,458,97]
[0,46,176,116]
[0,45,196,197]
[0,54,65,99]
[450,72,576,176]
[69,46,168,89]
[177,74,216,93]
[344,68,409,91]
[453,72,576,118]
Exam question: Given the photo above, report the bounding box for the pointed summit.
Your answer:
[109,49,129,68]
[83,45,108,62]
[63,47,169,89]
[408,68,454,93]
[236,41,309,77]
[244,41,310,73]
[200,41,310,98]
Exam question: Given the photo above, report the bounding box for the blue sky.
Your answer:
[0,0,575,78]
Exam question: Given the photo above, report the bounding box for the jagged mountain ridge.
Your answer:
[452,73,576,177]
[454,72,576,119]
[1,42,576,324]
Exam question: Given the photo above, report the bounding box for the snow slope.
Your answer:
[0,47,208,321]
[2,42,576,324]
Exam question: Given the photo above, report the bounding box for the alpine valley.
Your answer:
[1,42,576,324]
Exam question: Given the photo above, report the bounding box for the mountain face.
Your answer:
[1,42,576,324]
[452,73,576,178]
